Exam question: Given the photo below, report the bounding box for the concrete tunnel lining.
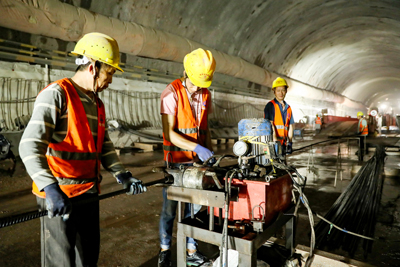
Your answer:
[0,0,374,113]
[0,0,399,114]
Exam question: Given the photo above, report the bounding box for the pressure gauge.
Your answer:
[233,140,250,157]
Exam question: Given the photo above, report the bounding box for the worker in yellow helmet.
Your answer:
[158,48,215,267]
[264,77,294,156]
[19,32,146,266]
[356,111,368,160]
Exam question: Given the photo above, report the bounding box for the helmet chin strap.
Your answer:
[91,62,99,98]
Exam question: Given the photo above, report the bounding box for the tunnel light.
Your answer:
[380,104,387,110]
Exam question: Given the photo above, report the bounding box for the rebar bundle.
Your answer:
[315,145,386,258]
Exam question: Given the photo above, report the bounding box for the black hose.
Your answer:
[292,135,360,153]
[0,178,165,228]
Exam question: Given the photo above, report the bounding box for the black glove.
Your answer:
[116,171,147,195]
[274,141,281,156]
[43,183,72,220]
[286,142,293,155]
[208,153,217,165]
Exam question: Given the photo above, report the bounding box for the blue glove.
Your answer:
[43,183,72,220]
[286,142,293,155]
[193,144,213,162]
[116,171,147,195]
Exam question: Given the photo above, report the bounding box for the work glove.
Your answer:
[43,183,72,220]
[116,171,147,195]
[286,142,293,155]
[193,144,213,162]
[206,152,217,166]
[274,141,281,157]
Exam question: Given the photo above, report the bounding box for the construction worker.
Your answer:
[377,113,383,136]
[19,32,146,266]
[315,114,322,134]
[264,77,294,156]
[357,111,368,160]
[158,48,215,267]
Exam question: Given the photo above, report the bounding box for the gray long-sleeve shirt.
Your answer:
[19,79,125,192]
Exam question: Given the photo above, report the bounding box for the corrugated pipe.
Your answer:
[0,0,364,109]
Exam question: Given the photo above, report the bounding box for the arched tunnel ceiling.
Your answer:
[0,0,399,114]
[84,0,400,113]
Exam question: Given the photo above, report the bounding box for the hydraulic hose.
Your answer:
[0,178,165,228]
[292,135,360,153]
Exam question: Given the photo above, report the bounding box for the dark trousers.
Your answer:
[37,193,100,267]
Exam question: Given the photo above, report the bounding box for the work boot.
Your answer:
[186,250,211,266]
[158,250,172,267]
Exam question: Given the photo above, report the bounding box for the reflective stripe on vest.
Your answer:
[275,125,289,130]
[175,128,198,134]
[163,145,192,152]
[175,128,208,135]
[163,79,209,163]
[271,99,292,146]
[359,118,368,136]
[32,78,106,198]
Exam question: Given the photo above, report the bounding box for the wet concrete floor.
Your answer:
[0,136,400,266]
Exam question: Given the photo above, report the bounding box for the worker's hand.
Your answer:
[116,171,147,195]
[193,144,213,162]
[43,183,72,220]
[286,142,293,155]
[274,141,281,157]
[207,152,217,165]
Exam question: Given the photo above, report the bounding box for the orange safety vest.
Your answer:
[32,78,106,198]
[315,117,322,125]
[270,99,292,145]
[359,118,368,136]
[163,79,209,163]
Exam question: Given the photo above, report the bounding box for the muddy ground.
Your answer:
[1,138,400,266]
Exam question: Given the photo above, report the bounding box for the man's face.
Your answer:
[186,77,202,93]
[274,86,287,102]
[95,64,116,93]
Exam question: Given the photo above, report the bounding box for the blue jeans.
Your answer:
[159,163,201,250]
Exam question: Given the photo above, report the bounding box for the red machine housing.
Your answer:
[214,174,292,225]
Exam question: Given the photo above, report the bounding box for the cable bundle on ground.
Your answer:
[315,145,386,258]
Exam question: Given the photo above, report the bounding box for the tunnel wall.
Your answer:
[0,0,366,111]
[0,61,354,136]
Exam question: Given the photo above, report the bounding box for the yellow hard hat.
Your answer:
[357,111,364,117]
[272,77,288,90]
[183,48,216,88]
[71,32,123,72]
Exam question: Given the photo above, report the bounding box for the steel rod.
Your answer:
[0,178,165,228]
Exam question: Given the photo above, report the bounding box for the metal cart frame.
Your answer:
[167,186,295,267]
